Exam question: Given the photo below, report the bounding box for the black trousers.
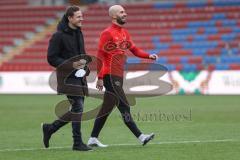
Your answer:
[91,74,142,138]
[51,95,84,145]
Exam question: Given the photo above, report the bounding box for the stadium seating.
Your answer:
[82,1,240,71]
[0,0,240,71]
[0,0,65,71]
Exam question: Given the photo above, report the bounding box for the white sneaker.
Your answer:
[138,133,155,146]
[87,137,108,148]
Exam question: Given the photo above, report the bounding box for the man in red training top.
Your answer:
[87,5,158,147]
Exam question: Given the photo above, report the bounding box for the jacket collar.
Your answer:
[111,23,123,31]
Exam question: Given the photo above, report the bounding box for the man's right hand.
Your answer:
[73,59,87,69]
[96,79,104,91]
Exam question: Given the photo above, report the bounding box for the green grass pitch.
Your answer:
[0,95,239,160]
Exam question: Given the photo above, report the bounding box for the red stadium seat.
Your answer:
[1,2,240,72]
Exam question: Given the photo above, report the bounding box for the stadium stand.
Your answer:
[0,0,65,71]
[0,0,240,71]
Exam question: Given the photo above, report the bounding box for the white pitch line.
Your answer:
[0,139,237,153]
[0,146,70,152]
[110,139,236,146]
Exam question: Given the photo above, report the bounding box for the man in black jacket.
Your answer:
[41,6,92,151]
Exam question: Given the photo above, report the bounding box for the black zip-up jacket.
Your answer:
[47,15,90,96]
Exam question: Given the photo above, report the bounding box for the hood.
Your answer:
[57,14,69,32]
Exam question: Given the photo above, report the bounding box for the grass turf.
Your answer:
[0,95,239,160]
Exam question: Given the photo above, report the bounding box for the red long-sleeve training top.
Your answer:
[97,23,150,79]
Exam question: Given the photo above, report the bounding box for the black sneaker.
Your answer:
[73,143,93,151]
[143,133,155,146]
[41,123,53,148]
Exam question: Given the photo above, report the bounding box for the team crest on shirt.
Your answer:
[119,41,131,50]
[104,40,131,52]
[104,41,117,52]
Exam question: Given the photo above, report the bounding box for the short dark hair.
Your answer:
[65,5,81,18]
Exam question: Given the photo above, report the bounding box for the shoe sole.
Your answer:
[88,144,98,147]
[88,143,108,148]
[143,133,155,146]
[73,148,94,151]
[41,123,49,148]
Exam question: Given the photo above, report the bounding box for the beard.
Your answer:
[116,16,126,25]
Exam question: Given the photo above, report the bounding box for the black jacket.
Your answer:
[47,15,90,96]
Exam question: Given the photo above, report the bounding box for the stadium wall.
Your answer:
[0,71,239,95]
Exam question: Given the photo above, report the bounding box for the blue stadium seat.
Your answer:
[231,48,240,55]
[232,27,240,33]
[156,57,168,64]
[193,35,207,41]
[154,43,170,50]
[192,49,207,55]
[164,64,176,71]
[220,49,239,55]
[212,13,226,20]
[152,36,160,43]
[147,49,160,55]
[188,20,216,27]
[127,57,141,64]
[220,56,240,63]
[183,41,218,49]
[171,28,198,35]
[221,49,229,55]
[180,57,189,63]
[153,2,175,9]
[204,27,218,34]
[222,20,237,27]
[215,64,230,70]
[213,0,240,7]
[186,1,207,8]
[204,56,218,64]
[182,64,197,72]
[172,35,187,42]
[221,34,236,41]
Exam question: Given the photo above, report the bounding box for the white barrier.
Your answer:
[0,71,240,95]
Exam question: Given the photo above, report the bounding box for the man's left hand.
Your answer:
[149,54,158,60]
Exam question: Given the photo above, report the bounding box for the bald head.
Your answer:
[108,5,127,25]
[108,5,124,18]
